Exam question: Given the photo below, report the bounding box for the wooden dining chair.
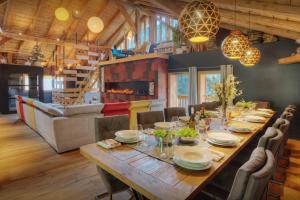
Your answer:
[254,101,271,109]
[137,111,164,129]
[164,107,186,122]
[94,115,133,200]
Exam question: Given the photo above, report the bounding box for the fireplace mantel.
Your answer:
[99,53,168,66]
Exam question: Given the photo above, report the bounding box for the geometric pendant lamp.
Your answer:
[179,0,221,43]
[240,47,261,67]
[221,30,250,60]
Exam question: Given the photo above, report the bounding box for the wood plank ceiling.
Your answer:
[0,0,299,65]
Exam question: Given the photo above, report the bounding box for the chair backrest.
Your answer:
[280,110,294,121]
[95,115,129,142]
[242,150,275,200]
[254,101,270,109]
[95,115,129,193]
[137,111,164,129]
[272,118,290,155]
[164,107,186,122]
[258,127,283,159]
[286,105,296,113]
[202,101,220,111]
[188,104,203,115]
[227,147,267,200]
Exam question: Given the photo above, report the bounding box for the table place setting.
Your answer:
[244,115,267,123]
[114,130,142,144]
[207,131,240,147]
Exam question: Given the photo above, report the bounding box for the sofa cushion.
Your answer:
[62,103,104,116]
[102,102,130,116]
[21,96,34,105]
[33,101,63,117]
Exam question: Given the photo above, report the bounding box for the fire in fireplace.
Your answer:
[107,89,134,94]
[105,81,154,96]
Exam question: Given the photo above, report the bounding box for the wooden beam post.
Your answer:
[115,0,136,33]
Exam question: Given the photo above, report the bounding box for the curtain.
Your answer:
[188,67,198,105]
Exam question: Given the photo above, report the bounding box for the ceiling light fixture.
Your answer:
[87,17,104,33]
[55,7,70,21]
[178,0,221,43]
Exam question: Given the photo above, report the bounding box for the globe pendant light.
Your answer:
[55,7,70,21]
[87,17,104,33]
[179,0,221,43]
[221,30,250,60]
[240,47,261,67]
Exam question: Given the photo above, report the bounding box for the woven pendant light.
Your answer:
[240,47,261,67]
[179,0,220,43]
[55,7,69,21]
[221,30,250,60]
[87,17,104,33]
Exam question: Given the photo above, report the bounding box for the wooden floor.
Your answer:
[0,114,299,200]
[0,114,130,200]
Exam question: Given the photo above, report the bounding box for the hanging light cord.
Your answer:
[234,0,237,29]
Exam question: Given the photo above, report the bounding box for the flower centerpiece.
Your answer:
[213,75,242,119]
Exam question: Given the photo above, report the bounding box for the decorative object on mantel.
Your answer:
[55,7,69,21]
[240,47,261,67]
[178,0,220,43]
[87,16,104,34]
[221,30,250,60]
[278,47,300,64]
[213,75,242,122]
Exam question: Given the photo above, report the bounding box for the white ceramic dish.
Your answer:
[154,122,176,129]
[115,130,141,139]
[245,115,266,123]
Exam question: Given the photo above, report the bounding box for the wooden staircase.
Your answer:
[52,46,101,105]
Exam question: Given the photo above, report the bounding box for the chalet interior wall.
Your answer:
[168,39,300,139]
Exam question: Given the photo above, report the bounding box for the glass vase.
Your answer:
[158,137,167,159]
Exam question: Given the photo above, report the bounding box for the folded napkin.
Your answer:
[97,139,121,149]
[209,149,225,162]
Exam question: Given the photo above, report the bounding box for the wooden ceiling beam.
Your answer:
[0,36,11,46]
[0,0,7,6]
[94,9,120,43]
[150,0,182,16]
[62,0,91,41]
[115,0,136,33]
[105,11,135,46]
[1,31,110,48]
[2,0,12,30]
[16,0,43,51]
[79,0,109,42]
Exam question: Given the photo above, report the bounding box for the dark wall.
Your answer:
[168,39,300,139]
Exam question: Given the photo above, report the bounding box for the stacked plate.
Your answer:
[115,130,141,143]
[244,115,266,123]
[250,111,272,117]
[173,147,213,170]
[154,122,176,129]
[228,122,252,133]
[207,131,239,147]
[257,108,274,114]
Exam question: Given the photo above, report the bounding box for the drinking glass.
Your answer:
[138,124,148,147]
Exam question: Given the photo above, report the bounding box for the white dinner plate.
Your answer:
[208,131,239,143]
[115,136,140,144]
[257,108,274,113]
[115,130,141,140]
[228,126,252,133]
[154,122,176,129]
[173,156,212,171]
[174,146,212,165]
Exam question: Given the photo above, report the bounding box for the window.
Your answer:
[156,15,178,43]
[168,70,221,107]
[43,75,53,91]
[127,31,135,50]
[168,73,189,107]
[199,71,221,103]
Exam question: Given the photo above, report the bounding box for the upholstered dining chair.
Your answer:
[254,101,271,109]
[94,115,133,200]
[199,147,275,200]
[280,110,294,121]
[202,101,221,111]
[188,104,203,115]
[164,107,186,122]
[137,111,165,129]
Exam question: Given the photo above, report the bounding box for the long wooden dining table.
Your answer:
[80,113,274,200]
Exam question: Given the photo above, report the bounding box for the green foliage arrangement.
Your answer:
[236,100,255,109]
[176,128,199,138]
